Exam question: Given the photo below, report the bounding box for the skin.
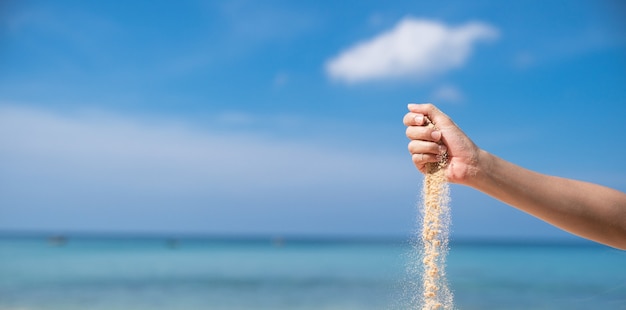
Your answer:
[404,103,626,250]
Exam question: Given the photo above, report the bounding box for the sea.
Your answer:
[0,235,624,310]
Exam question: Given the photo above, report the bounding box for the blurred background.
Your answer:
[0,0,625,309]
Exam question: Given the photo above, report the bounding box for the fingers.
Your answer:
[408,140,447,170]
[406,125,442,142]
[407,103,451,128]
[412,153,440,168]
[405,104,449,169]
[403,111,441,142]
[408,139,446,156]
[403,112,426,126]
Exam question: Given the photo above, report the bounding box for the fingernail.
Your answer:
[414,114,424,125]
[438,144,447,154]
[431,131,441,140]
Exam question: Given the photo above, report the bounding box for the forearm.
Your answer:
[469,150,626,250]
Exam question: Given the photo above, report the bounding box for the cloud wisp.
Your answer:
[430,84,464,104]
[0,104,414,234]
[0,105,407,193]
[326,18,499,83]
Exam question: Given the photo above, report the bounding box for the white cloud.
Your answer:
[325,18,499,83]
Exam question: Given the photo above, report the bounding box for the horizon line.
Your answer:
[0,229,597,246]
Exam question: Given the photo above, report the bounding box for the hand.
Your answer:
[405,104,626,249]
[403,103,482,185]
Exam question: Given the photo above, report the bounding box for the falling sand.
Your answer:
[404,119,454,310]
[419,160,453,310]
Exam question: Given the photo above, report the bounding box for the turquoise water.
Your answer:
[0,236,624,310]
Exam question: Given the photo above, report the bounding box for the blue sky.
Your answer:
[1,0,625,240]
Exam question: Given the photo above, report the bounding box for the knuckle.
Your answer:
[429,142,441,153]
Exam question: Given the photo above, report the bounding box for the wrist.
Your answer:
[460,149,492,188]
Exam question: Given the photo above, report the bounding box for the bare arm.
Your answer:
[404,103,626,250]
[473,150,626,249]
